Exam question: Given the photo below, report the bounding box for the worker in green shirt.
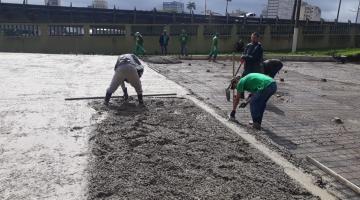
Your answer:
[134,32,145,56]
[179,29,189,56]
[229,73,277,130]
[208,33,219,62]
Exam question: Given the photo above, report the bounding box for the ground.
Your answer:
[149,59,360,200]
[0,53,359,200]
[88,98,316,200]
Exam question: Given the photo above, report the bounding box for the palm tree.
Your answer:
[187,1,196,15]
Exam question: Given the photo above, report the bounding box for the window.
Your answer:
[48,25,84,36]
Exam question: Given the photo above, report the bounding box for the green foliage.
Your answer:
[266,48,360,57]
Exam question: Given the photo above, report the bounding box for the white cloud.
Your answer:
[2,0,359,22]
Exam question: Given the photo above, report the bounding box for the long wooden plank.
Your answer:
[65,93,177,101]
[306,156,360,195]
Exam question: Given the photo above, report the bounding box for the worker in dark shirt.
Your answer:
[263,59,283,78]
[239,32,264,98]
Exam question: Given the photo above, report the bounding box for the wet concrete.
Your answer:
[88,98,318,200]
[149,60,360,199]
[0,53,185,199]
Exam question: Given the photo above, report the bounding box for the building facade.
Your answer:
[265,0,295,19]
[300,2,321,21]
[163,1,184,13]
[92,0,108,9]
[45,0,60,6]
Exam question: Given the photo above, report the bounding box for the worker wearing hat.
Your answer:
[104,54,146,105]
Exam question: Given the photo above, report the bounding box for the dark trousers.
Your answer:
[250,82,277,124]
[180,43,188,56]
[161,45,168,55]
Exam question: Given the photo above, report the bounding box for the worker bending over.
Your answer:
[230,73,277,130]
[104,54,145,105]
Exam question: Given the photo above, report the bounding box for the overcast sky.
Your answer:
[3,0,360,22]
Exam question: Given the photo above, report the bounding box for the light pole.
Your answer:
[336,0,342,22]
[226,0,231,24]
[292,0,301,53]
[356,0,360,23]
[205,0,207,15]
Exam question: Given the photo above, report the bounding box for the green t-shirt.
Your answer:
[212,36,218,48]
[236,73,274,93]
[179,33,188,44]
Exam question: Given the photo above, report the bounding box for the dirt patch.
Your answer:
[143,56,182,64]
[87,98,317,199]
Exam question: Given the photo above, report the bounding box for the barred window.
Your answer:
[270,24,294,36]
[89,25,126,36]
[169,25,198,36]
[330,24,350,35]
[237,25,266,36]
[302,25,325,35]
[131,25,165,36]
[203,25,233,36]
[48,25,84,36]
[0,24,40,37]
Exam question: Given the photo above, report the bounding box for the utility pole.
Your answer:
[356,0,360,23]
[336,0,342,22]
[291,0,298,22]
[292,0,301,53]
[226,0,231,24]
[205,0,207,15]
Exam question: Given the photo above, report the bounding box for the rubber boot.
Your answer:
[123,88,128,100]
[104,91,112,105]
[138,94,144,105]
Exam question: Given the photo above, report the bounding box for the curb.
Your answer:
[179,55,335,62]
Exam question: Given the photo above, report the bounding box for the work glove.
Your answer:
[230,110,236,118]
[239,102,248,108]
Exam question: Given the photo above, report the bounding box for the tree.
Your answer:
[187,1,196,15]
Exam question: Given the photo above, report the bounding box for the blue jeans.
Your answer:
[180,43,188,56]
[250,82,277,124]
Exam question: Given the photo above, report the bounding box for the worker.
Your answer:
[104,54,146,106]
[179,29,189,56]
[229,73,277,130]
[159,30,170,55]
[134,32,145,56]
[239,32,264,98]
[263,59,283,78]
[208,33,219,62]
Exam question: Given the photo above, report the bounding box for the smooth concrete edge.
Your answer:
[186,95,336,200]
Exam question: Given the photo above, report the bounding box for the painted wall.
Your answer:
[0,23,359,54]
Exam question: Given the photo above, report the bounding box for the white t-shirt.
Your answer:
[115,54,144,72]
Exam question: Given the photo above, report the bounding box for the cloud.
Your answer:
[2,0,359,22]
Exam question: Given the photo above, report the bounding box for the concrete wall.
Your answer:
[0,23,359,54]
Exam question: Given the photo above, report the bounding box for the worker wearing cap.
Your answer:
[229,73,277,130]
[104,54,146,105]
[134,32,145,56]
[208,33,219,62]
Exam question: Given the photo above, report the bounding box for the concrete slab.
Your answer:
[150,60,360,199]
[0,53,186,199]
